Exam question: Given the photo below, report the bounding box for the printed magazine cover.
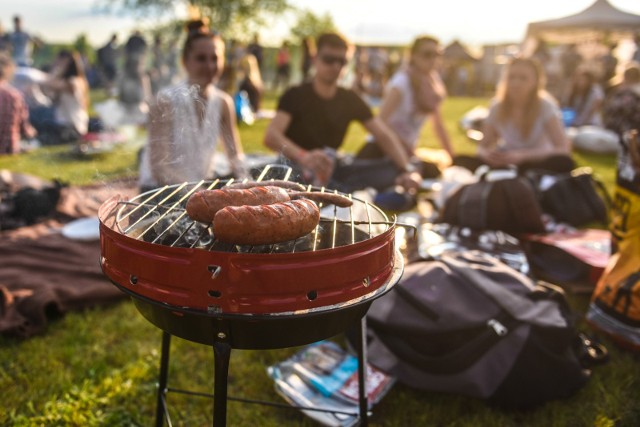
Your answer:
[267,341,395,427]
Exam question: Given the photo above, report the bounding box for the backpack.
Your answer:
[437,170,546,234]
[361,251,599,409]
[526,167,610,227]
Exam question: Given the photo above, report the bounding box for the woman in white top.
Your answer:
[138,29,248,191]
[357,36,454,176]
[41,49,89,142]
[476,57,574,172]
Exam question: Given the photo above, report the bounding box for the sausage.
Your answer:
[185,186,290,223]
[213,199,320,245]
[290,191,353,208]
[227,180,307,191]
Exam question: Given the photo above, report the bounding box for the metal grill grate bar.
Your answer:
[113,172,391,253]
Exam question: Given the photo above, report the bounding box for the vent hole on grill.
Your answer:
[208,290,222,298]
[130,275,138,285]
[208,265,222,279]
[307,290,318,301]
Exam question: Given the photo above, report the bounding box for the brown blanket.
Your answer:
[0,179,137,338]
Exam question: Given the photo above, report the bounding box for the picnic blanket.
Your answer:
[0,179,137,338]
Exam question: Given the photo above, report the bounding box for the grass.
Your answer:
[1,91,637,426]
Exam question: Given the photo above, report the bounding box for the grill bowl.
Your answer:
[99,181,398,316]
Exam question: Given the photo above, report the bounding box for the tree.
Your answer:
[289,9,337,44]
[103,0,290,34]
[74,34,92,61]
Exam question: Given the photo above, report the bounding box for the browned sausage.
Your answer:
[185,186,290,223]
[290,191,353,207]
[227,180,306,191]
[213,199,320,245]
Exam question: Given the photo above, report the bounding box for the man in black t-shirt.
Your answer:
[264,32,421,193]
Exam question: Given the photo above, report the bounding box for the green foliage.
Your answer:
[103,0,290,34]
[73,34,93,61]
[289,9,337,44]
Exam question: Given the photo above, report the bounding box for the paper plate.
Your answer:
[61,216,100,241]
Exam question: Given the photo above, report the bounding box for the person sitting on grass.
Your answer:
[356,35,454,178]
[0,52,36,154]
[561,67,605,127]
[137,25,248,193]
[263,32,422,194]
[455,57,574,174]
[38,49,89,146]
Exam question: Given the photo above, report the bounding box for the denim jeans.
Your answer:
[275,154,401,193]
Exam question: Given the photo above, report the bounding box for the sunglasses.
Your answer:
[319,54,348,67]
[418,50,442,60]
[194,54,218,63]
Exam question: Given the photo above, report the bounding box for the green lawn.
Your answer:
[1,92,636,427]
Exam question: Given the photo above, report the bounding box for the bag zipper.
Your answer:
[487,318,508,336]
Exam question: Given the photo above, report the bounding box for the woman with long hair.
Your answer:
[476,57,573,172]
[357,35,453,177]
[40,49,89,144]
[561,67,604,127]
[138,28,248,192]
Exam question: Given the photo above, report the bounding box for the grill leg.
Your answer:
[355,316,369,426]
[213,340,231,427]
[156,331,171,427]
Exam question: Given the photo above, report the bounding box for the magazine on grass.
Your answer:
[267,341,395,426]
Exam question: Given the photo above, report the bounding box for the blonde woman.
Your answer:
[477,57,574,172]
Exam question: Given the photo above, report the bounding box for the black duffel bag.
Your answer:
[528,167,610,227]
[360,251,605,409]
[437,170,546,234]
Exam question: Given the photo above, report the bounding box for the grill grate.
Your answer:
[113,172,391,254]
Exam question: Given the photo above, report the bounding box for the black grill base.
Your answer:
[133,297,373,349]
[151,315,371,427]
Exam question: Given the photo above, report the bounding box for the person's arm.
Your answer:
[364,116,422,191]
[42,74,71,94]
[218,92,249,180]
[478,118,499,159]
[377,86,412,154]
[481,112,571,167]
[18,97,37,140]
[544,112,572,154]
[263,110,335,184]
[377,86,401,122]
[477,115,510,168]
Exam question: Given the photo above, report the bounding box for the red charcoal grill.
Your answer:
[99,171,404,426]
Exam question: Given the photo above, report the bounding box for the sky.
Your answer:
[1,0,640,49]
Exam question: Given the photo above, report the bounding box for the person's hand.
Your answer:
[482,149,523,168]
[395,171,422,192]
[298,149,335,186]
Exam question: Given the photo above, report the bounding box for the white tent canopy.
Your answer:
[526,0,640,43]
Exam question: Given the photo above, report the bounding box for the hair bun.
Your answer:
[186,19,209,36]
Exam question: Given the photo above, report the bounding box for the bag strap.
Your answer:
[440,252,568,328]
